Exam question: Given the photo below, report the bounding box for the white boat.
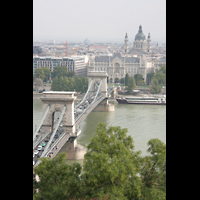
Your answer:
[116,96,166,105]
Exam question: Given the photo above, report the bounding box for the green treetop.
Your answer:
[33,123,166,200]
[82,123,142,199]
[126,76,136,93]
[150,78,161,94]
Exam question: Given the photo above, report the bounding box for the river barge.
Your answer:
[116,96,166,105]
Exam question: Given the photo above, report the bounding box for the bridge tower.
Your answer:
[40,91,76,134]
[87,71,114,112]
[87,71,108,97]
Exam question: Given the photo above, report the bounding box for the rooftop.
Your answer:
[94,53,140,63]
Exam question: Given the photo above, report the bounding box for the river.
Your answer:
[33,99,166,162]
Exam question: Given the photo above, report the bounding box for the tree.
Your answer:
[67,71,76,77]
[51,74,88,93]
[150,78,161,94]
[68,77,76,91]
[119,78,125,85]
[33,78,43,92]
[76,76,88,93]
[82,76,88,93]
[41,67,50,82]
[82,123,142,199]
[154,65,166,85]
[51,66,75,79]
[114,77,119,83]
[33,153,83,200]
[51,76,60,91]
[126,76,136,93]
[159,65,166,74]
[154,72,166,85]
[34,68,45,81]
[124,73,129,86]
[146,72,154,85]
[134,74,144,85]
[33,124,166,199]
[140,139,166,199]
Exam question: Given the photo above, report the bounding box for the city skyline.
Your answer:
[33,0,166,43]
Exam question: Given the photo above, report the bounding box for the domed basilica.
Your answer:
[124,25,151,55]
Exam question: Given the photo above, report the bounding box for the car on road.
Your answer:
[41,142,46,146]
[33,161,35,166]
[45,139,49,142]
[34,150,39,155]
[33,154,35,158]
[37,145,42,151]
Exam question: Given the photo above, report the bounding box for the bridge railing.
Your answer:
[50,134,70,159]
[75,79,93,109]
[44,132,68,157]
[33,105,50,141]
[92,80,102,102]
[75,94,104,126]
[33,132,51,150]
[40,105,66,158]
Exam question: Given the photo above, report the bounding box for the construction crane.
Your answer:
[63,40,68,57]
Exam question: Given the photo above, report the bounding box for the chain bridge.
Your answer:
[33,71,117,166]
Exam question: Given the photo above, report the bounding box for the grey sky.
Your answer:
[33,0,166,43]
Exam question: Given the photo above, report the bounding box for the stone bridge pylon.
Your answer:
[87,71,115,112]
[87,71,108,97]
[39,91,76,135]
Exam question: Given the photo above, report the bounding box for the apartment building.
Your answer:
[33,56,87,77]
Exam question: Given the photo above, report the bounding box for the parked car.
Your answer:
[33,161,35,166]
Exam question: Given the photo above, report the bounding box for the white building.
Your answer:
[33,56,87,77]
[88,52,149,83]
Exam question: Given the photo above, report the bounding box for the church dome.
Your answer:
[135,25,146,41]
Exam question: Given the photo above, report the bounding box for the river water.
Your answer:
[33,99,166,159]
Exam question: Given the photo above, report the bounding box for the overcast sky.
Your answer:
[33,0,166,43]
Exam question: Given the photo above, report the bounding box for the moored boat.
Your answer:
[116,96,166,105]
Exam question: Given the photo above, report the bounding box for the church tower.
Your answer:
[147,32,151,52]
[124,33,129,53]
